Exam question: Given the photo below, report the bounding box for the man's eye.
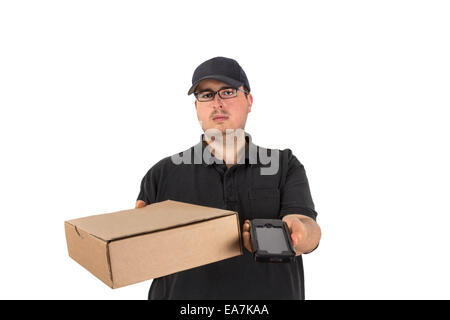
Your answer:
[222,89,235,96]
[200,92,213,99]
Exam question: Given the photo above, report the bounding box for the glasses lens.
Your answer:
[196,91,214,101]
[219,88,237,99]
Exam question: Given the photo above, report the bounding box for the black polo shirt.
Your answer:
[137,132,318,300]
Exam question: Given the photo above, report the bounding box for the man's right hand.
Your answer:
[135,200,147,208]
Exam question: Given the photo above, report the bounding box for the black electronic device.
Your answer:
[249,219,296,263]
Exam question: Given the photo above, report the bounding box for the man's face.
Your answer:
[194,79,253,134]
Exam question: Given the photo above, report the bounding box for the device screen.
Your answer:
[255,226,289,254]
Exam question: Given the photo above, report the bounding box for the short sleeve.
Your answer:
[136,166,158,205]
[278,149,318,221]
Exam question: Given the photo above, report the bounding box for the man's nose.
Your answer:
[211,93,224,108]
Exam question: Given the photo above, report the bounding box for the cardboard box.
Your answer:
[65,200,242,289]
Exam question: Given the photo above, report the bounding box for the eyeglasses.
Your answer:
[194,87,248,102]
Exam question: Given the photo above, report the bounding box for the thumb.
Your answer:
[135,200,147,208]
[291,233,298,247]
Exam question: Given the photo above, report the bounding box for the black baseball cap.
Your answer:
[187,56,251,95]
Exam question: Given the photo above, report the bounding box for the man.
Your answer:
[136,56,321,299]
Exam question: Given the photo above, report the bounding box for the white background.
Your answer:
[1,0,449,299]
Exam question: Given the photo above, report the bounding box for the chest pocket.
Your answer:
[248,187,280,219]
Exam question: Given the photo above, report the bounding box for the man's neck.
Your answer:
[204,130,247,167]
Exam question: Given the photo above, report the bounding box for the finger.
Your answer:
[291,220,308,250]
[283,216,294,231]
[135,200,147,209]
[290,218,305,238]
[243,220,250,232]
[291,233,298,247]
[242,230,253,253]
[283,219,295,244]
[282,217,305,248]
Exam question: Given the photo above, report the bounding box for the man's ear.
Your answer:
[247,93,253,113]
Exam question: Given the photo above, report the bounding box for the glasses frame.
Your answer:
[194,86,248,102]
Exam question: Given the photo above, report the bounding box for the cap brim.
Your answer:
[187,75,243,95]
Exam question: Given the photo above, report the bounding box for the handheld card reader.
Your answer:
[249,219,296,263]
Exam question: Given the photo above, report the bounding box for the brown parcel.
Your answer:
[65,200,242,289]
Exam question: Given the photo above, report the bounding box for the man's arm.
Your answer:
[242,214,321,256]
